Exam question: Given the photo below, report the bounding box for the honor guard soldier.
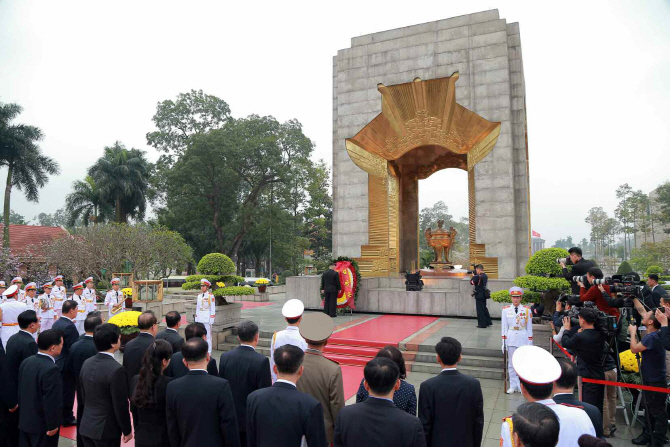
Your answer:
[105,278,126,316]
[502,286,533,394]
[195,278,215,353]
[12,277,25,302]
[71,282,87,335]
[24,282,39,311]
[297,312,345,444]
[269,299,307,383]
[82,277,97,314]
[0,280,6,301]
[500,346,595,447]
[0,285,28,347]
[52,275,67,317]
[38,282,56,331]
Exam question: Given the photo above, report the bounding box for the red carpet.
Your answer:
[330,315,439,346]
[241,302,275,310]
[341,365,364,400]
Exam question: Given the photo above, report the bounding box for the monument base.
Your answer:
[287,275,514,318]
[420,267,469,278]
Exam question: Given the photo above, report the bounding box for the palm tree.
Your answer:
[0,102,60,246]
[89,142,151,223]
[65,176,112,226]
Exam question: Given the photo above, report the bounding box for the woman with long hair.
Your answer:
[130,339,173,447]
[355,345,417,415]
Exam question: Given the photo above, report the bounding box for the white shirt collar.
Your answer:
[276,379,297,387]
[84,334,93,338]
[189,368,207,372]
[99,351,115,358]
[552,392,573,397]
[37,352,55,362]
[167,328,178,333]
[367,395,394,403]
[240,344,256,350]
[441,367,457,372]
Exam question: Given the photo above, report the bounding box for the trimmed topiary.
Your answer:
[181,275,245,290]
[647,265,664,276]
[513,276,570,292]
[525,248,570,276]
[491,289,539,305]
[212,286,255,305]
[197,253,236,275]
[617,261,633,275]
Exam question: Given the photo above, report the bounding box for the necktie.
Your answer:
[515,307,518,314]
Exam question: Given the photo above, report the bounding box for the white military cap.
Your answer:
[512,345,561,385]
[0,280,5,287]
[282,299,304,318]
[25,282,37,291]
[509,286,524,296]
[12,276,23,284]
[2,285,19,297]
[111,278,121,285]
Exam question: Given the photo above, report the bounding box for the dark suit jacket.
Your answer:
[65,335,97,384]
[156,329,184,354]
[123,332,155,384]
[130,374,173,446]
[0,341,11,437]
[418,370,484,447]
[17,354,62,433]
[77,353,132,440]
[5,330,38,407]
[219,345,271,433]
[320,269,341,294]
[552,393,604,438]
[334,397,426,447]
[52,317,79,371]
[247,381,327,447]
[165,351,218,379]
[648,285,669,309]
[166,370,240,447]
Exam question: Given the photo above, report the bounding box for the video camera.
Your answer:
[556,257,573,266]
[593,273,644,301]
[558,294,618,335]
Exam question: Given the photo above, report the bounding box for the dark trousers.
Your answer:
[6,408,20,447]
[645,383,669,446]
[239,430,247,447]
[81,436,121,447]
[324,291,337,317]
[61,370,75,421]
[581,381,605,418]
[475,298,491,327]
[19,430,60,447]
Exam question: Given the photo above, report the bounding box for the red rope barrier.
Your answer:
[551,338,574,361]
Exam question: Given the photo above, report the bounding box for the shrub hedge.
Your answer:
[647,265,664,275]
[197,253,236,275]
[491,289,539,304]
[212,286,255,297]
[525,248,570,276]
[513,275,570,292]
[184,274,245,284]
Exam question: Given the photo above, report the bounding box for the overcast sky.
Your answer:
[1,1,669,247]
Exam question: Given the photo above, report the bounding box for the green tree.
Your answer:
[655,181,670,234]
[552,236,575,250]
[0,210,28,225]
[65,176,112,226]
[0,102,60,246]
[615,183,634,259]
[32,208,69,227]
[616,260,633,275]
[88,142,151,223]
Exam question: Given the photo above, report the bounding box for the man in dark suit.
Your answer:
[470,264,492,328]
[418,337,484,447]
[165,322,218,378]
[247,344,327,447]
[68,314,103,447]
[647,274,669,309]
[552,358,603,438]
[78,323,133,446]
[17,329,64,447]
[334,357,425,447]
[219,321,271,446]
[0,340,13,447]
[320,263,341,318]
[123,311,158,384]
[166,337,240,447]
[156,311,184,353]
[5,309,40,445]
[52,299,81,426]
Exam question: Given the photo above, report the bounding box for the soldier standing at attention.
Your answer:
[105,278,126,316]
[0,281,6,301]
[0,285,28,348]
[269,299,307,383]
[82,277,98,315]
[501,286,533,394]
[471,264,491,328]
[24,283,39,313]
[52,275,67,318]
[38,282,56,331]
[71,283,87,335]
[195,279,215,353]
[297,312,345,445]
[12,277,25,303]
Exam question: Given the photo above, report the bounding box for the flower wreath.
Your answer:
[320,256,361,311]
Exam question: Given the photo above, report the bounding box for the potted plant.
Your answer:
[122,287,133,309]
[255,278,269,293]
[108,310,141,351]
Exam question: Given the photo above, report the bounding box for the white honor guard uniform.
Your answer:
[24,282,40,312]
[195,279,215,353]
[52,275,67,317]
[38,282,56,331]
[82,277,98,314]
[105,278,126,316]
[502,286,533,394]
[71,283,87,335]
[0,281,6,302]
[0,285,28,348]
[500,346,595,447]
[12,277,25,303]
[269,299,307,383]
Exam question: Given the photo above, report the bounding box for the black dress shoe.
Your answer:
[632,432,651,445]
[62,418,77,427]
[475,326,488,328]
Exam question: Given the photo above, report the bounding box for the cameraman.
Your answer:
[471,264,492,328]
[561,308,606,418]
[578,267,620,320]
[560,247,595,294]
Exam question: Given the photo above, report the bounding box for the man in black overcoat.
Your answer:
[122,311,158,385]
[52,300,80,426]
[320,263,341,318]
[156,311,184,353]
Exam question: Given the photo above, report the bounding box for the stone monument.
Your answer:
[332,10,530,279]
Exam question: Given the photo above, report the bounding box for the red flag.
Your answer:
[532,230,541,238]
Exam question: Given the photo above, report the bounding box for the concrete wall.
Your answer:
[287,275,514,318]
[332,10,530,278]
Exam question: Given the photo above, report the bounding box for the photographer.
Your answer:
[560,247,596,294]
[578,268,620,320]
[471,264,492,328]
[628,310,667,447]
[561,308,606,418]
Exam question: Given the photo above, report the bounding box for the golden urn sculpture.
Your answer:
[425,220,457,269]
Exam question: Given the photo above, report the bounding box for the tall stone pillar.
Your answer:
[399,175,419,272]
